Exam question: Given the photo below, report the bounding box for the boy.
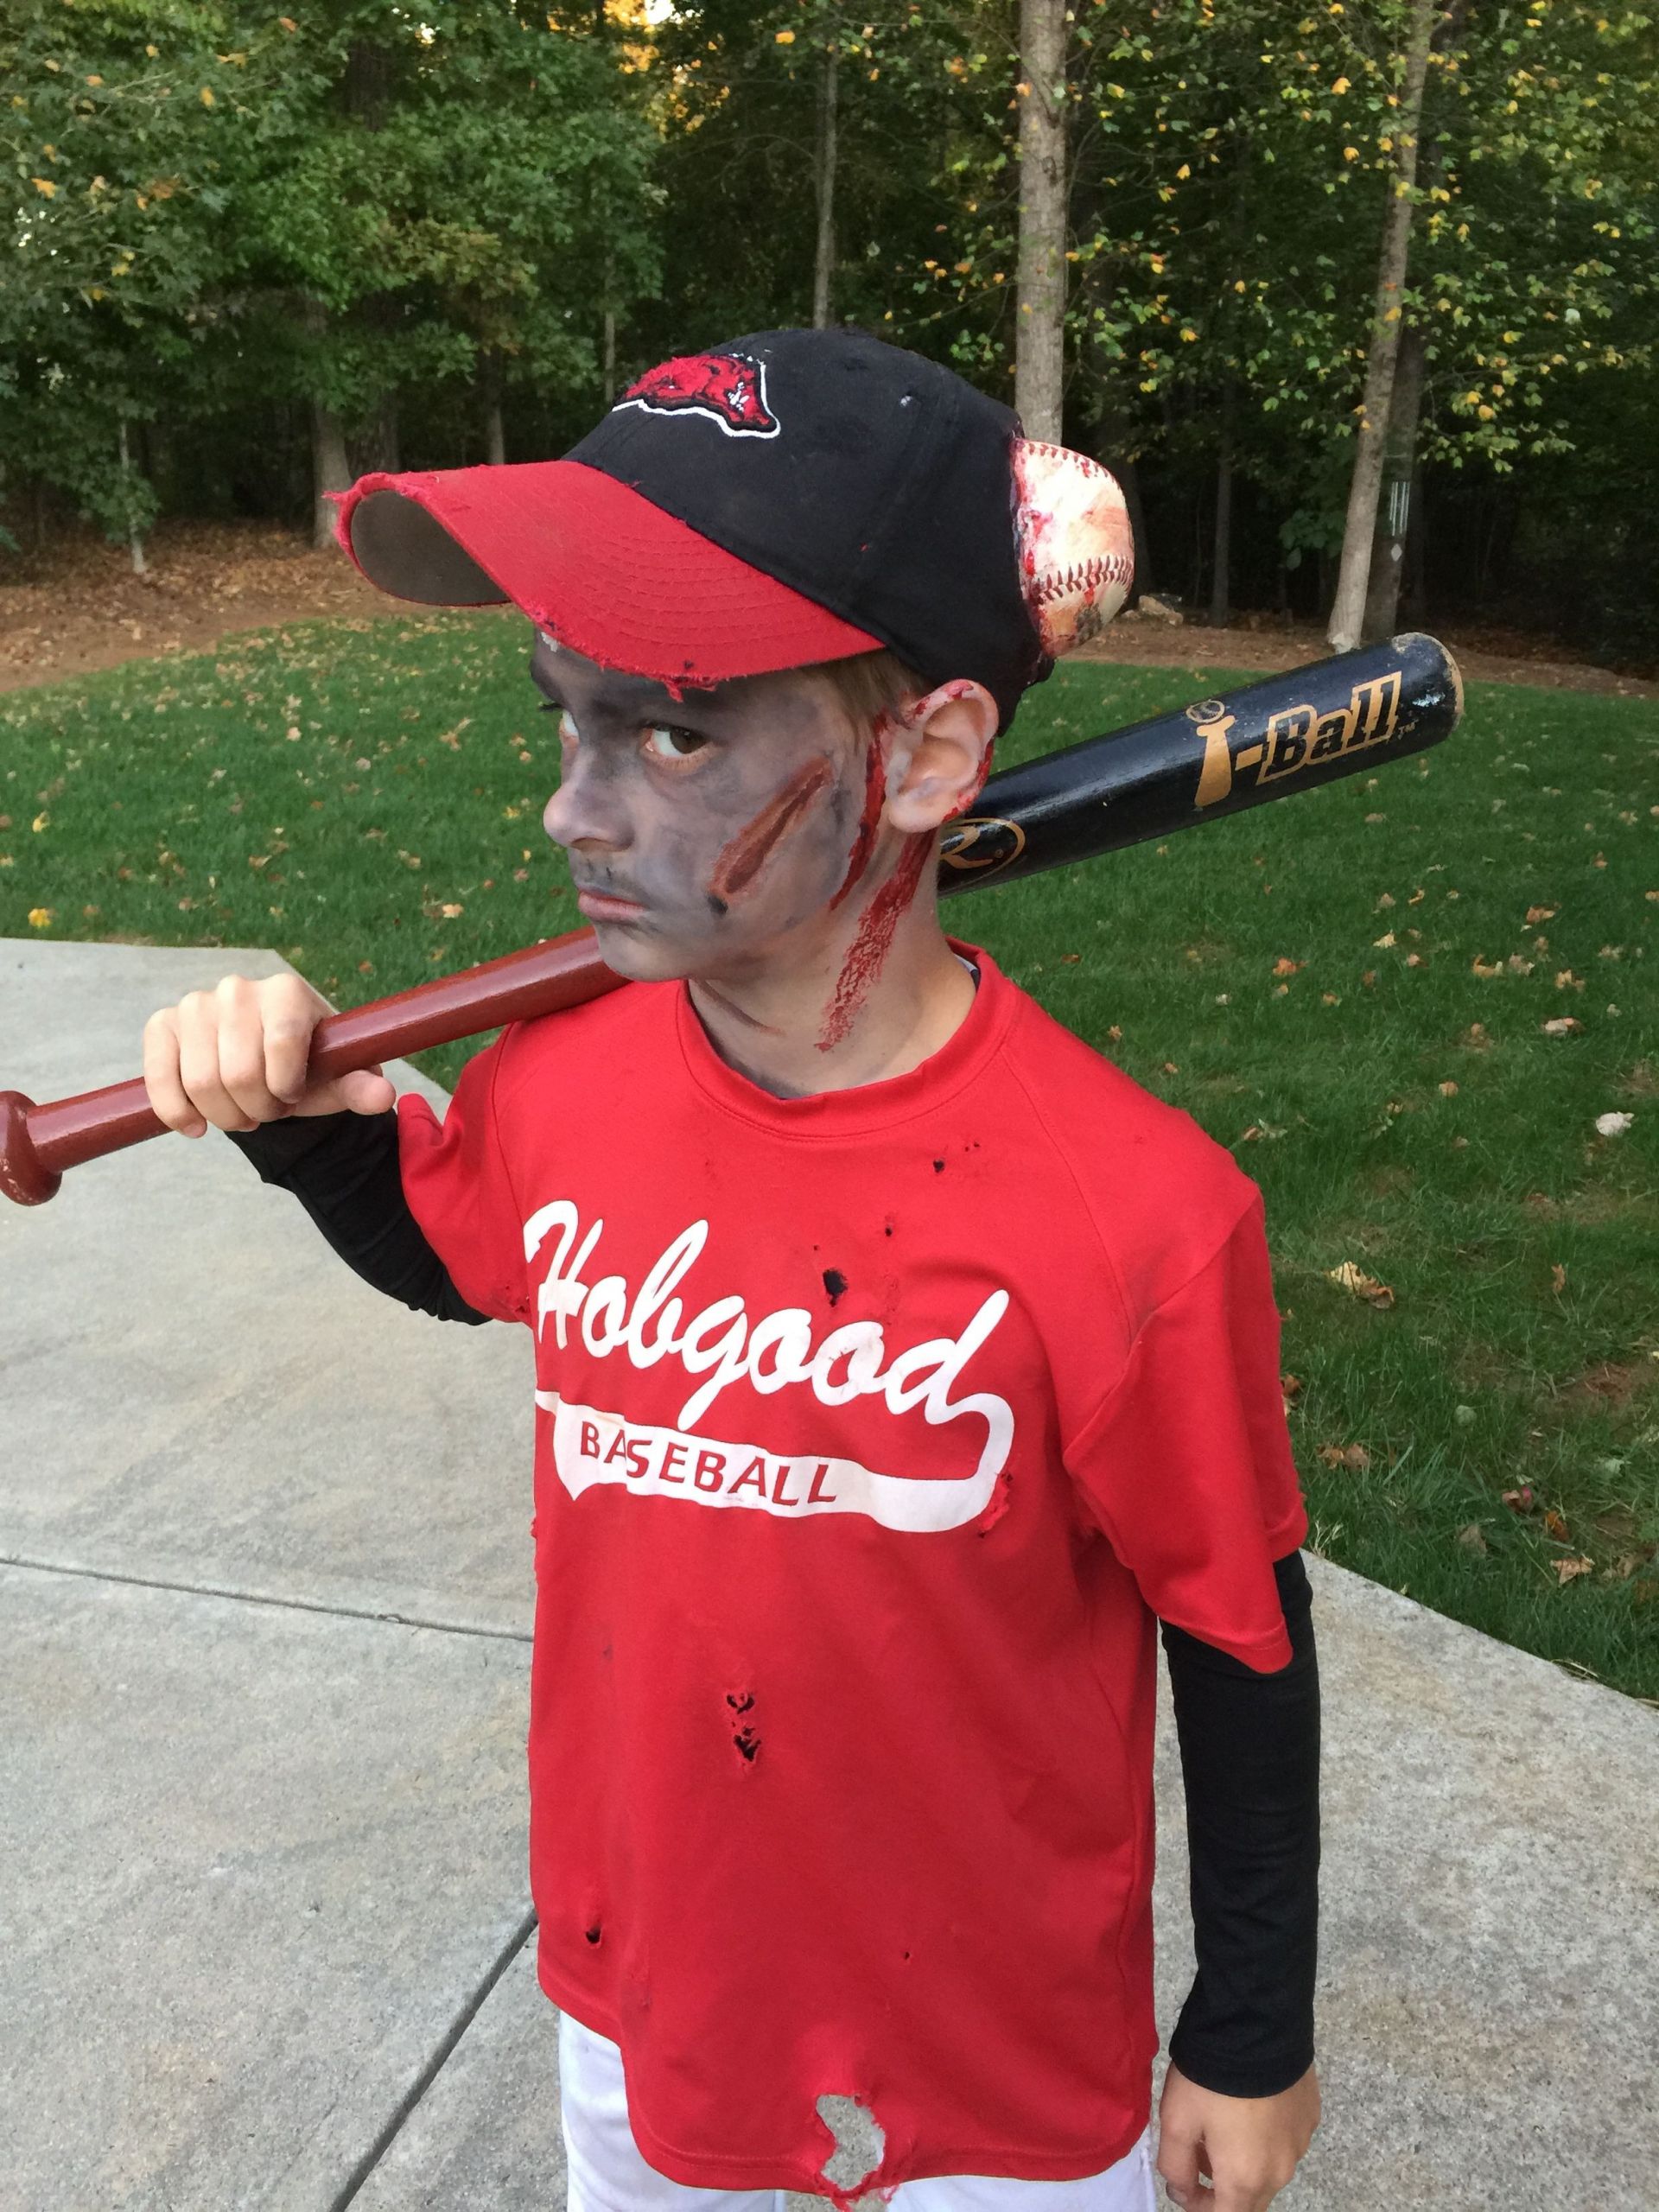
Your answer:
[143,329,1321,2210]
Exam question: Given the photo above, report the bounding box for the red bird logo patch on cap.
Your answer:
[619,352,781,440]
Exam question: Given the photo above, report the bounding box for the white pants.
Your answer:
[558,2013,1158,2212]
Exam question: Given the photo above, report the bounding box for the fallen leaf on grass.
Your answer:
[1502,1486,1536,1513]
[1543,1507,1571,1542]
[1471,956,1503,978]
[27,907,51,928]
[1525,904,1557,925]
[1238,1122,1287,1143]
[1456,1522,1489,1554]
[1272,957,1303,976]
[1551,1262,1567,1294]
[1374,930,1396,949]
[1059,951,1081,964]
[1326,1261,1395,1307]
[1553,1555,1595,1585]
[1281,1375,1303,1401]
[1318,1443,1371,1471]
[1594,1111,1634,1137]
[1375,892,1395,910]
[1438,1080,1459,1096]
[1541,1017,1582,1037]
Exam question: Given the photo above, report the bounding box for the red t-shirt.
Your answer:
[397,942,1307,2196]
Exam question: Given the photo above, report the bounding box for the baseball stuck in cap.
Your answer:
[333,327,1132,730]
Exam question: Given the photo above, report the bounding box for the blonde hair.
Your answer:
[810,646,925,733]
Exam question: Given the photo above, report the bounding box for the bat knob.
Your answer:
[0,1091,60,1206]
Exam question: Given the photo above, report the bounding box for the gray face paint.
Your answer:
[531,637,879,984]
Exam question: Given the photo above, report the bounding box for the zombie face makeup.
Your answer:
[533,636,888,985]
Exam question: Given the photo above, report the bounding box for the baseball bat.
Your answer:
[0,632,1460,1206]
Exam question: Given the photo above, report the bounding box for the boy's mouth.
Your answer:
[575,886,649,924]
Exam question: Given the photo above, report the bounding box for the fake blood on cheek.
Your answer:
[709,755,836,905]
[829,737,887,912]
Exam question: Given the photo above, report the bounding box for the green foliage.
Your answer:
[228,3,660,428]
[1,0,659,538]
[0,0,245,534]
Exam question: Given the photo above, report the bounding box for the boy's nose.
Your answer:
[543,758,631,854]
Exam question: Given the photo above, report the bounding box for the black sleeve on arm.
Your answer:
[1159,1548,1320,2098]
[227,1111,493,1325]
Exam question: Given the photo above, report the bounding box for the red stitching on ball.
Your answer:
[1027,551,1132,607]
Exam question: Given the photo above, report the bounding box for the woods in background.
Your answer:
[3,0,1656,665]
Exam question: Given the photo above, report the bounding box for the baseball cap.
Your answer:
[333,328,1122,732]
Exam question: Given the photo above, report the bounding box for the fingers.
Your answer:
[143,974,334,1137]
[1160,2139,1298,2212]
[1157,2126,1203,2207]
[142,1005,206,1138]
[260,976,321,1107]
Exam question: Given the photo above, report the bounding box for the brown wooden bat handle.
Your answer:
[0,927,621,1207]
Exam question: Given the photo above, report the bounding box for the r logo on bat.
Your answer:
[940,817,1027,880]
[1194,668,1403,810]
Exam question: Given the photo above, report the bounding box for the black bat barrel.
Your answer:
[938,631,1463,893]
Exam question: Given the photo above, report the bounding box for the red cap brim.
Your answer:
[331,459,882,683]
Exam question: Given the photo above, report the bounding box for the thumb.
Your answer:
[291,1065,395,1117]
[337,1065,396,1116]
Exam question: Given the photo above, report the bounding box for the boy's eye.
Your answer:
[643,724,711,761]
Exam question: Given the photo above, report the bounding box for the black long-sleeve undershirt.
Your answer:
[230,1107,1319,2099]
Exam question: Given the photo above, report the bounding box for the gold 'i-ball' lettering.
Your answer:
[1195,670,1404,810]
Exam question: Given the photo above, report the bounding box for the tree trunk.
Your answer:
[354,400,400,477]
[1115,454,1153,602]
[601,237,618,405]
[1325,0,1438,652]
[812,16,839,328]
[1209,384,1235,627]
[1208,454,1232,626]
[312,401,352,550]
[1403,460,1427,624]
[1014,0,1067,442]
[480,350,507,465]
[118,420,147,575]
[1361,321,1426,640]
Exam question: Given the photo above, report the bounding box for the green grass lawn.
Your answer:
[4,611,1656,1700]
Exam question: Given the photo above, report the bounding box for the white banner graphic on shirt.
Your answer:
[537,1392,1002,1532]
[521,1198,1015,1531]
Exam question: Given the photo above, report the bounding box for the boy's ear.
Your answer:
[884,681,998,835]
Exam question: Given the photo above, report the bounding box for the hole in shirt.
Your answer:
[816,2092,885,2195]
